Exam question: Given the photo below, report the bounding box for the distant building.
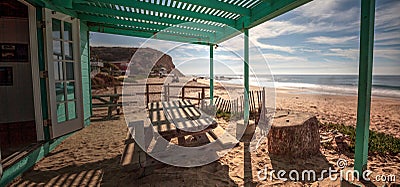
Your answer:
[90,61,103,78]
[159,67,167,77]
[106,61,128,76]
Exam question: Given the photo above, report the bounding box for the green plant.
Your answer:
[216,110,231,121]
[322,123,400,154]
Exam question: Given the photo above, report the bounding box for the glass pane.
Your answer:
[67,101,77,120]
[64,22,72,41]
[66,62,74,80]
[53,40,62,58]
[55,82,65,102]
[64,42,73,60]
[54,61,63,80]
[57,103,66,123]
[53,54,62,60]
[52,19,61,39]
[66,82,75,100]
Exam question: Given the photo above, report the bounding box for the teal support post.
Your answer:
[210,44,214,105]
[244,29,249,124]
[354,0,376,173]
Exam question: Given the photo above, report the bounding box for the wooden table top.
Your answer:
[148,100,217,136]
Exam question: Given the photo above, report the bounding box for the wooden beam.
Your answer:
[88,24,211,45]
[215,0,312,43]
[248,0,311,28]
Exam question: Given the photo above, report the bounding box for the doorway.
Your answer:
[0,0,40,159]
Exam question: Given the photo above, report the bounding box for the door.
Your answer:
[44,9,83,138]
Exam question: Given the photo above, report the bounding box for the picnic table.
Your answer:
[120,100,238,168]
[148,100,218,145]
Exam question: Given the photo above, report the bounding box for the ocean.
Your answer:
[214,74,400,98]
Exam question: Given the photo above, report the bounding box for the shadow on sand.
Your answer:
[11,136,237,187]
[11,153,237,186]
[268,152,333,184]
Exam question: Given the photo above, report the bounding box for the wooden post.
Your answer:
[107,96,112,119]
[146,84,149,106]
[163,84,166,101]
[236,98,239,117]
[167,83,170,102]
[244,28,250,124]
[209,44,214,105]
[181,87,185,101]
[354,0,376,173]
[198,92,201,107]
[201,88,205,109]
[262,87,266,120]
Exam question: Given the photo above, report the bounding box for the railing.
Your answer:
[92,93,137,119]
[162,84,210,108]
[92,82,266,122]
[214,88,266,122]
[92,83,211,119]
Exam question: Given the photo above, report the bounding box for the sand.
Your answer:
[9,77,400,186]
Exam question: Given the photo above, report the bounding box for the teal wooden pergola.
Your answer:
[34,0,376,173]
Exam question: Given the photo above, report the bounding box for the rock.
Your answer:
[90,47,184,76]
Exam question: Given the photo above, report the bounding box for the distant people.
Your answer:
[172,74,179,83]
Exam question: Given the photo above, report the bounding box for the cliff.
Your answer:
[90,47,184,76]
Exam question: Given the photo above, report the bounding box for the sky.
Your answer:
[90,0,400,75]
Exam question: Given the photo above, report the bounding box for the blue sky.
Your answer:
[90,0,400,75]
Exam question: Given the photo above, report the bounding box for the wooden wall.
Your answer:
[80,21,92,122]
[0,17,35,123]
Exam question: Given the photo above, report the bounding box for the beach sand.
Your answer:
[9,77,400,186]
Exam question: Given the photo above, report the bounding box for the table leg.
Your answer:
[178,136,185,146]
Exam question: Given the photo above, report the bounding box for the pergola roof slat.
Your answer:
[79,14,215,40]
[39,0,314,44]
[174,0,250,16]
[79,0,236,26]
[74,4,225,32]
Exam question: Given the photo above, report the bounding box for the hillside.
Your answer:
[90,47,184,76]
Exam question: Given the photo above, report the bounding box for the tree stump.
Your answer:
[267,111,320,157]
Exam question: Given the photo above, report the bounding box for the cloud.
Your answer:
[251,21,308,39]
[307,36,357,44]
[89,0,400,75]
[375,0,400,30]
[375,49,400,61]
[323,48,400,62]
[324,48,359,60]
[294,0,340,20]
[252,39,296,53]
[262,53,307,63]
